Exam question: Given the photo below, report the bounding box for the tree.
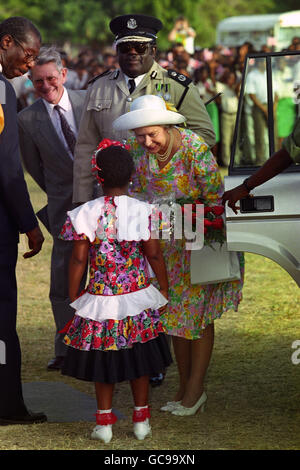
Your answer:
[1,0,296,50]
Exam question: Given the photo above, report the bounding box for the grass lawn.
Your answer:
[0,173,299,450]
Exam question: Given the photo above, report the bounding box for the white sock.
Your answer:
[97,409,112,414]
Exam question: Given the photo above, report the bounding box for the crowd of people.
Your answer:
[10,19,300,168]
[0,13,299,446]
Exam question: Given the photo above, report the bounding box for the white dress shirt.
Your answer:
[124,73,146,90]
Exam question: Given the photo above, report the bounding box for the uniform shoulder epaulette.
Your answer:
[87,69,114,86]
[167,69,192,87]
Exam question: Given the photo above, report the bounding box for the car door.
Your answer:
[224,50,300,286]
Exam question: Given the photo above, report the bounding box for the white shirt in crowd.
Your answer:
[246,67,278,105]
[215,81,238,114]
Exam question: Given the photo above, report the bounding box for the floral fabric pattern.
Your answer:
[128,128,244,340]
[60,196,167,351]
[64,308,165,351]
[60,198,150,295]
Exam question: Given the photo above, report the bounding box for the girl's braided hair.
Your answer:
[95,145,134,188]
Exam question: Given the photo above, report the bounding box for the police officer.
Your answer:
[73,14,216,204]
[0,17,46,425]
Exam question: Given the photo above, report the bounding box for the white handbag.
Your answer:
[190,242,241,285]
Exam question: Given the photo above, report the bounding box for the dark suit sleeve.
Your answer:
[0,77,37,234]
[18,116,46,192]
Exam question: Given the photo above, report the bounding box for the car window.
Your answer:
[230,51,300,172]
[272,54,299,154]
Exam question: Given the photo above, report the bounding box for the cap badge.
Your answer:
[127,18,137,29]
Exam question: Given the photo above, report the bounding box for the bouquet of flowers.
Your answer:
[203,204,225,246]
[176,198,225,247]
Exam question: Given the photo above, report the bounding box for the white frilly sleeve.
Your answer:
[66,195,154,242]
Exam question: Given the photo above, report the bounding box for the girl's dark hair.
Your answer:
[0,16,41,43]
[96,146,134,188]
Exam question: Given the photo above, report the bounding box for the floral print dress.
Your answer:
[129,128,244,340]
[59,196,167,352]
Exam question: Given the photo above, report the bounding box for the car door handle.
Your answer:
[240,195,274,213]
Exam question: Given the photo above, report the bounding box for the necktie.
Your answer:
[54,105,76,155]
[128,79,136,94]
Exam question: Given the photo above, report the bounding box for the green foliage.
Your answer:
[0,0,297,49]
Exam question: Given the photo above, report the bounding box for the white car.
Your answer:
[224,50,300,285]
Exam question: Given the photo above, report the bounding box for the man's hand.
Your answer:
[23,226,44,259]
[222,184,250,214]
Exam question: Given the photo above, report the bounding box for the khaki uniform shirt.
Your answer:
[73,61,216,203]
[282,117,300,163]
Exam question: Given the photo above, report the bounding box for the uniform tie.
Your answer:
[54,105,76,155]
[128,78,136,94]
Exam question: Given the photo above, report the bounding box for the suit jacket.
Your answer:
[18,89,86,238]
[0,74,37,244]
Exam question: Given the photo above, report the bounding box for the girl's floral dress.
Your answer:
[129,127,244,340]
[59,196,168,352]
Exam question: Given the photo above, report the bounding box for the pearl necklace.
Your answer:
[155,130,175,162]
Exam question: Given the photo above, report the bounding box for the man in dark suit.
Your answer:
[18,47,86,371]
[0,16,46,425]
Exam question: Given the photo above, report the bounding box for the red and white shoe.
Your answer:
[91,410,117,443]
[132,406,152,440]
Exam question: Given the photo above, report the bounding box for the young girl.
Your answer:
[59,139,171,444]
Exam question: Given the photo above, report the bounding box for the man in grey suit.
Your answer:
[18,47,86,370]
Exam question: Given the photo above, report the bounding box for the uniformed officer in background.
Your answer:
[73,13,216,204]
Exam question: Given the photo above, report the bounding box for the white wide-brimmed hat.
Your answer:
[112,95,186,131]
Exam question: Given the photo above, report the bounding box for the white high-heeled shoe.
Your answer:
[160,401,181,412]
[171,392,207,416]
[133,406,152,440]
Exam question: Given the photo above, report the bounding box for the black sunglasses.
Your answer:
[117,42,152,55]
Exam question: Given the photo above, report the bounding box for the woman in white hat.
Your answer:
[113,95,244,416]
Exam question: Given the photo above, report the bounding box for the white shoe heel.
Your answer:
[171,392,207,416]
[199,402,206,413]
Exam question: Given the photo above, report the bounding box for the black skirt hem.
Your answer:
[61,333,172,384]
